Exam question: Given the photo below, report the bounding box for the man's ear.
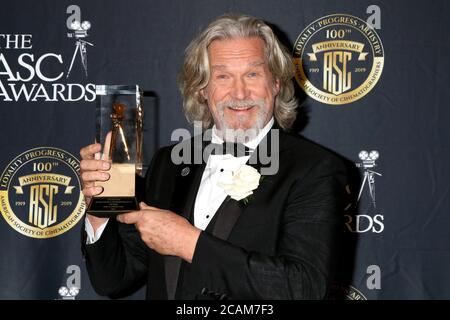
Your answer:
[199,89,207,102]
[273,79,281,96]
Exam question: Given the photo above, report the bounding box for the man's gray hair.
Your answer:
[178,13,298,130]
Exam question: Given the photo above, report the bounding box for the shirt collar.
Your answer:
[211,117,274,150]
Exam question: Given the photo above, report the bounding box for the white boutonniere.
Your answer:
[217,164,262,204]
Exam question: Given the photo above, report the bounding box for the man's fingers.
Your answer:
[117,211,142,224]
[80,159,111,172]
[80,132,112,162]
[82,186,103,197]
[101,131,112,161]
[139,202,159,210]
[81,171,110,183]
[80,143,102,160]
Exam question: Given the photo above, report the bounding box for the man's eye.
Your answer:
[216,74,229,80]
[248,72,258,78]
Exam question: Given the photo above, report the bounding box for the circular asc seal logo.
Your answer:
[0,147,85,238]
[293,14,384,105]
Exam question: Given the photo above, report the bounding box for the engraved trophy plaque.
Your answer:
[87,85,143,216]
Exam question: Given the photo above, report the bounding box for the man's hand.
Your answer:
[117,202,201,263]
[79,133,112,231]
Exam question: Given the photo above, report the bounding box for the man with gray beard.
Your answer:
[79,13,347,300]
[216,99,268,142]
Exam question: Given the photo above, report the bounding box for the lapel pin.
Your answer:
[181,167,190,176]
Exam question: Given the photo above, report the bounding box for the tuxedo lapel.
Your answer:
[209,127,281,241]
[208,153,261,241]
[170,163,206,220]
[209,144,264,240]
[164,162,205,300]
[209,196,240,240]
[164,137,209,300]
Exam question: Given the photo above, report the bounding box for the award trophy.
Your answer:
[87,85,144,216]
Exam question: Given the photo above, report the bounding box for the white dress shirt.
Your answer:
[193,118,274,230]
[85,118,274,242]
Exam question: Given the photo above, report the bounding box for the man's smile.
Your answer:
[227,105,256,112]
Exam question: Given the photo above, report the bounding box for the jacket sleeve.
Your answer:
[187,156,347,299]
[82,148,165,298]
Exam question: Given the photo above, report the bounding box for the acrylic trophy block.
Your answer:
[87,85,143,216]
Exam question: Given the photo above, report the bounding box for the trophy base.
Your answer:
[87,196,139,217]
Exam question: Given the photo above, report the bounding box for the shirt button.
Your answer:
[220,168,224,172]
[206,215,210,219]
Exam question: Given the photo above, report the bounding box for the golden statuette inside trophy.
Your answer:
[87,85,143,216]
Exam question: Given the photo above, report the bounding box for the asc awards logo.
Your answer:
[0,147,85,238]
[293,14,384,105]
[0,5,95,102]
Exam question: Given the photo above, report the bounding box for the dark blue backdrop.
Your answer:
[0,0,449,299]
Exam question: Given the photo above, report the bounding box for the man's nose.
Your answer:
[231,77,249,100]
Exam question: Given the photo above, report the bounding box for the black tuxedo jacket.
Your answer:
[82,128,348,299]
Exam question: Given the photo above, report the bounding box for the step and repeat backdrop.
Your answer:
[0,0,449,299]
